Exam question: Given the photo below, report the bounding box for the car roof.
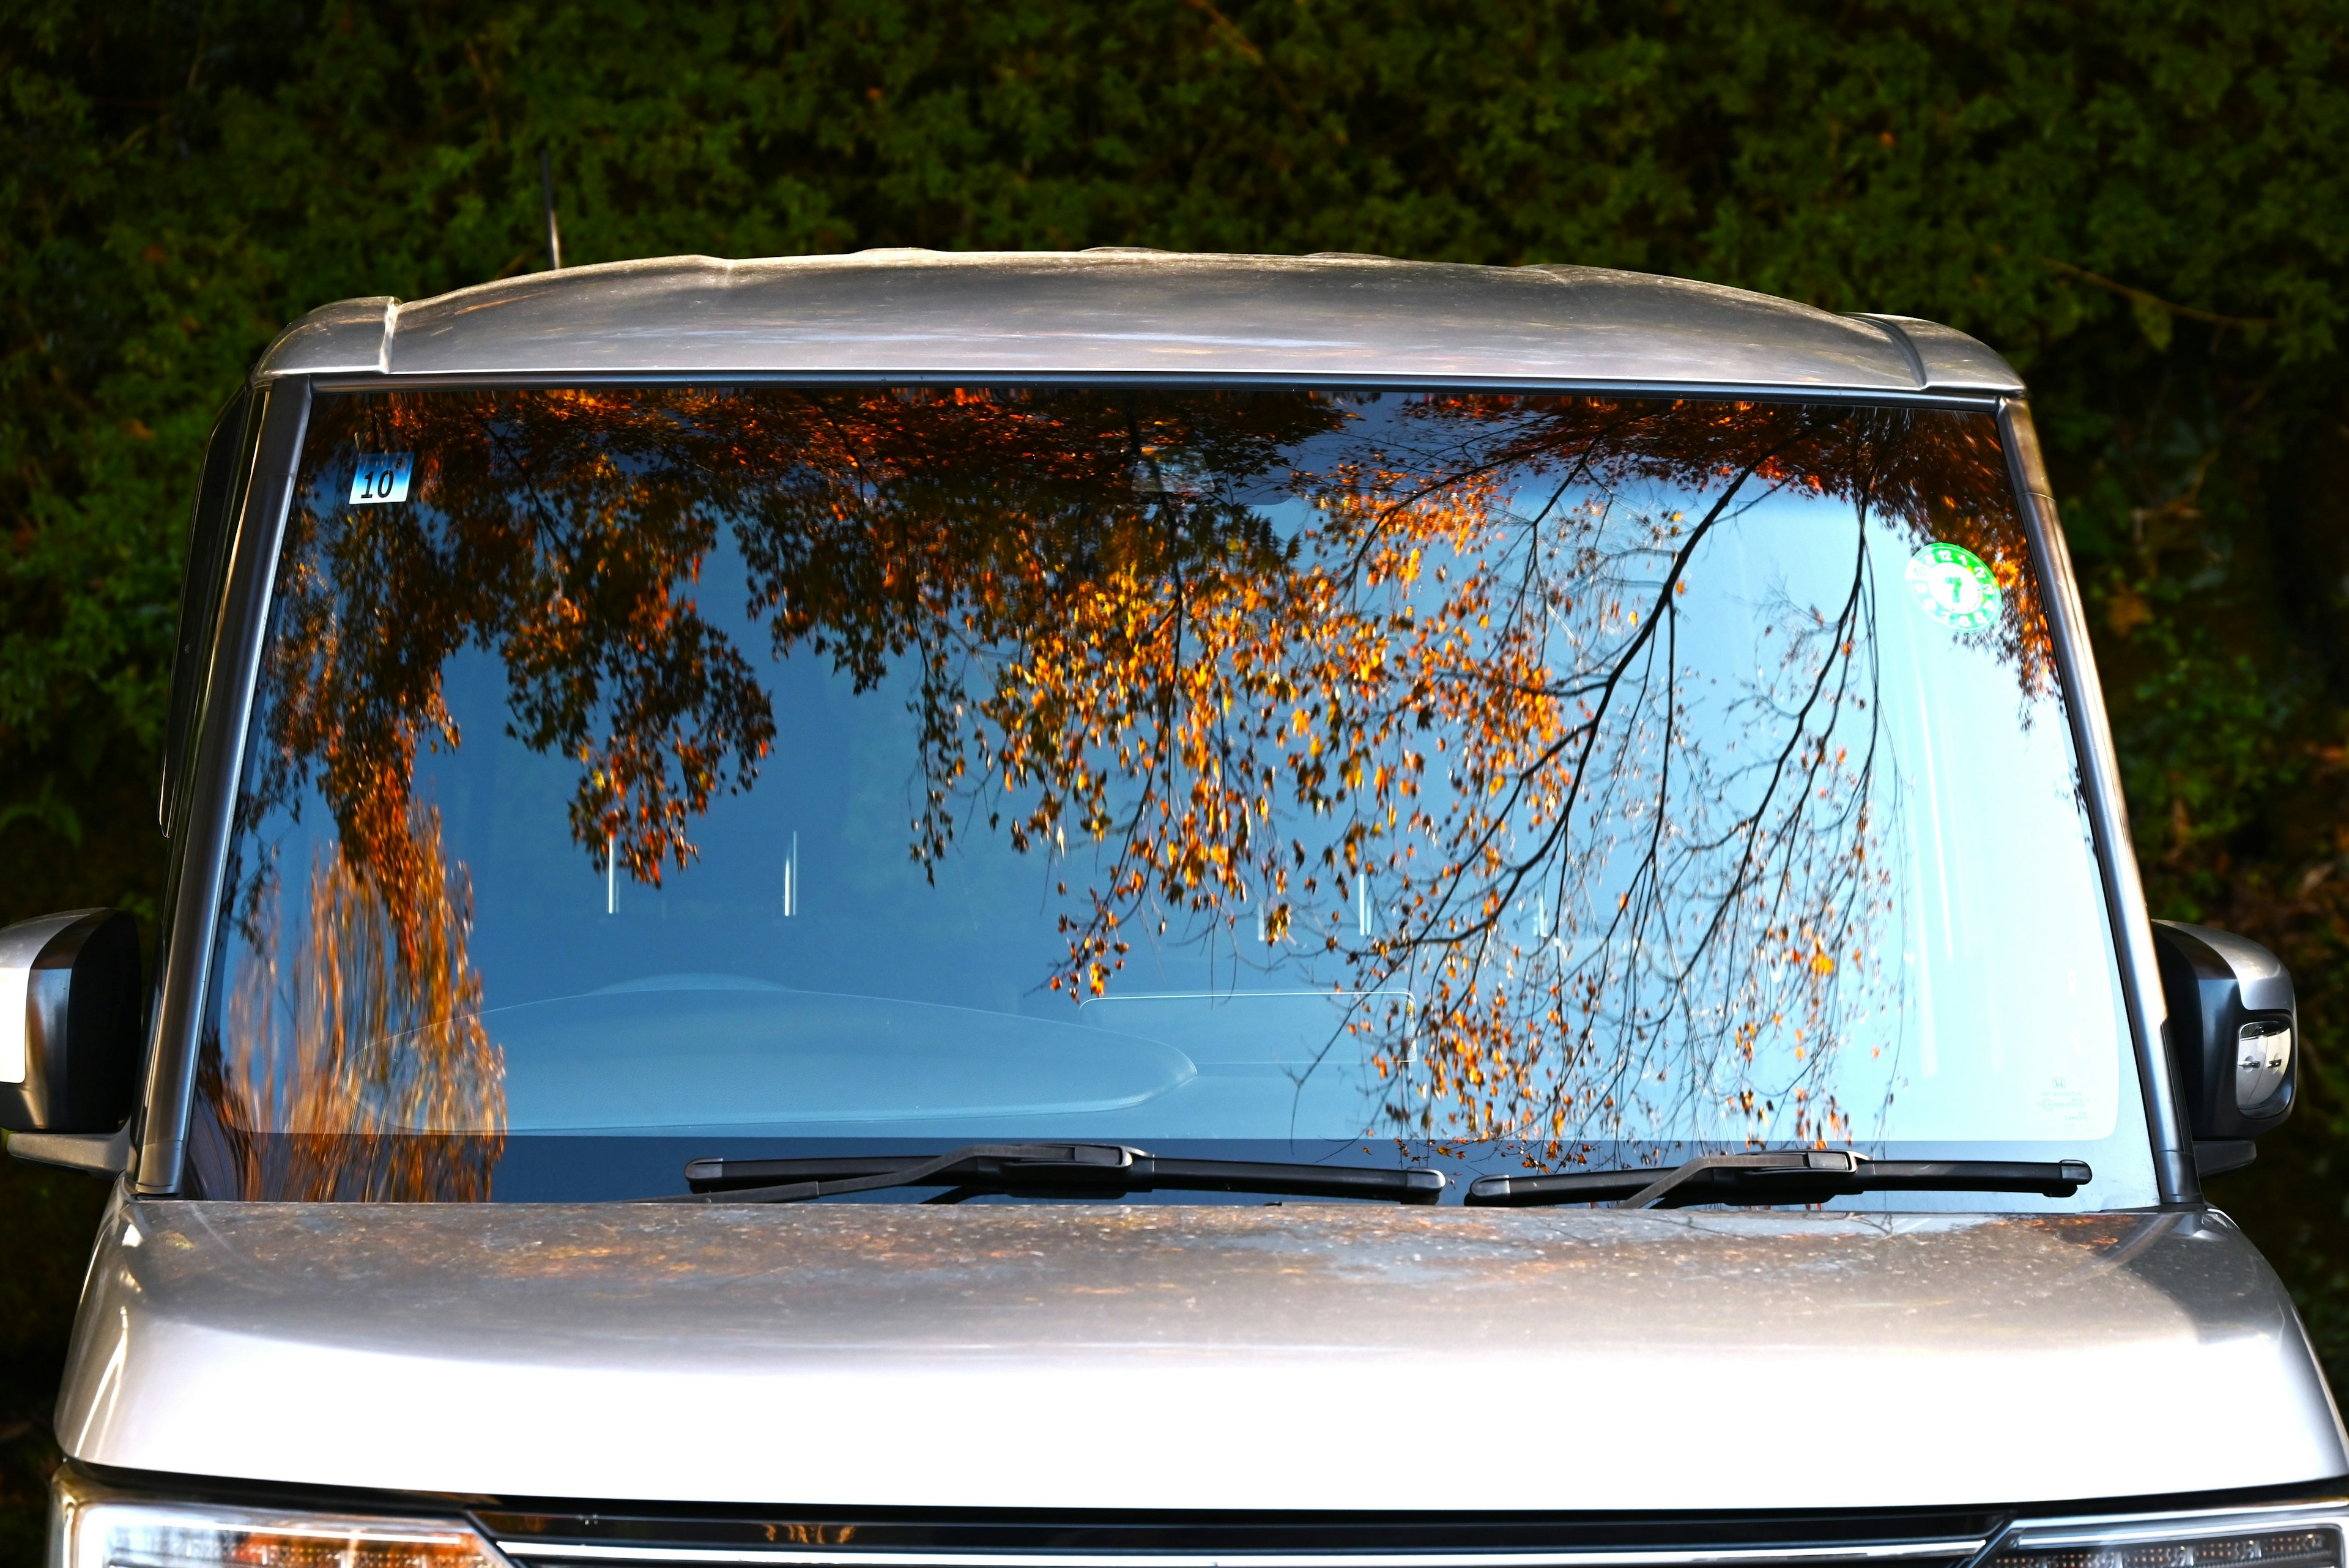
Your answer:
[255,249,2023,398]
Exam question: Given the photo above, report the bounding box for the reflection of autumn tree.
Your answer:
[198,802,502,1200]
[212,386,1337,1181]
[253,386,1339,890]
[826,394,2043,1150]
[231,385,2041,1157]
[1275,398,2045,1150]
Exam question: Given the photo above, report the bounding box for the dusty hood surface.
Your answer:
[59,1201,2345,1510]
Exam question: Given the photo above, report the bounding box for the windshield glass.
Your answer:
[185,386,2153,1205]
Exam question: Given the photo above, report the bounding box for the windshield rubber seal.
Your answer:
[136,378,2135,1197]
[1998,396,2196,1207]
[289,369,2007,410]
[137,375,313,1195]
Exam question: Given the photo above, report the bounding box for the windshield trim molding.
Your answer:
[138,377,313,1195]
[156,383,2137,1194]
[1998,397,2195,1206]
[293,370,2004,411]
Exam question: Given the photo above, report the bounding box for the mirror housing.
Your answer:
[0,909,144,1134]
[2151,919,2296,1177]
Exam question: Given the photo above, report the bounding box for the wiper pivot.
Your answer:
[661,1144,1446,1205]
[1465,1150,2091,1208]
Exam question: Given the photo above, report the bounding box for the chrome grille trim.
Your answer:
[489,1506,2349,1568]
[2003,1506,2349,1545]
[494,1543,1987,1568]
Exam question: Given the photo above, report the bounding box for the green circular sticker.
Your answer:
[1906,542,2002,630]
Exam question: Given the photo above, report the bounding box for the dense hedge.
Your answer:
[4,2,2347,1551]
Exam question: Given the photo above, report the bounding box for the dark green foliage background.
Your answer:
[5,1,2348,1551]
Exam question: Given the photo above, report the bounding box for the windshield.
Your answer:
[184,386,2153,1206]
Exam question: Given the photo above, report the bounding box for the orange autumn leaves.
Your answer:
[200,801,502,1200]
[236,386,2040,1155]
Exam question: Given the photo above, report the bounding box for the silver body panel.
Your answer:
[251,251,2024,394]
[60,1201,2345,1508]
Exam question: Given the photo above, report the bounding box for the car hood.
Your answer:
[58,1200,2345,1511]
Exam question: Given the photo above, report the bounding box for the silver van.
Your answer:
[6,252,2344,1568]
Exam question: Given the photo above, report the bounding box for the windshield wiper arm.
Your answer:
[650,1143,1447,1205]
[1464,1150,2091,1208]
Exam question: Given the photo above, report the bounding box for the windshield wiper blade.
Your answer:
[651,1143,1447,1205]
[1464,1150,2091,1208]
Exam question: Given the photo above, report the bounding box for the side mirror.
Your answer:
[2151,920,2296,1178]
[0,909,144,1137]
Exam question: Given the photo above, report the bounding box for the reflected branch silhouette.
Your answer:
[204,387,2043,1171]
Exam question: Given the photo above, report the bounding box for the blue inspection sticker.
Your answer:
[1905,542,2002,631]
[350,453,414,506]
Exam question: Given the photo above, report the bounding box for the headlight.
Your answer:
[1989,1518,2345,1568]
[52,1470,508,1568]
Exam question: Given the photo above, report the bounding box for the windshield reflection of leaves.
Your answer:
[229,389,2042,1168]
[199,801,503,1200]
